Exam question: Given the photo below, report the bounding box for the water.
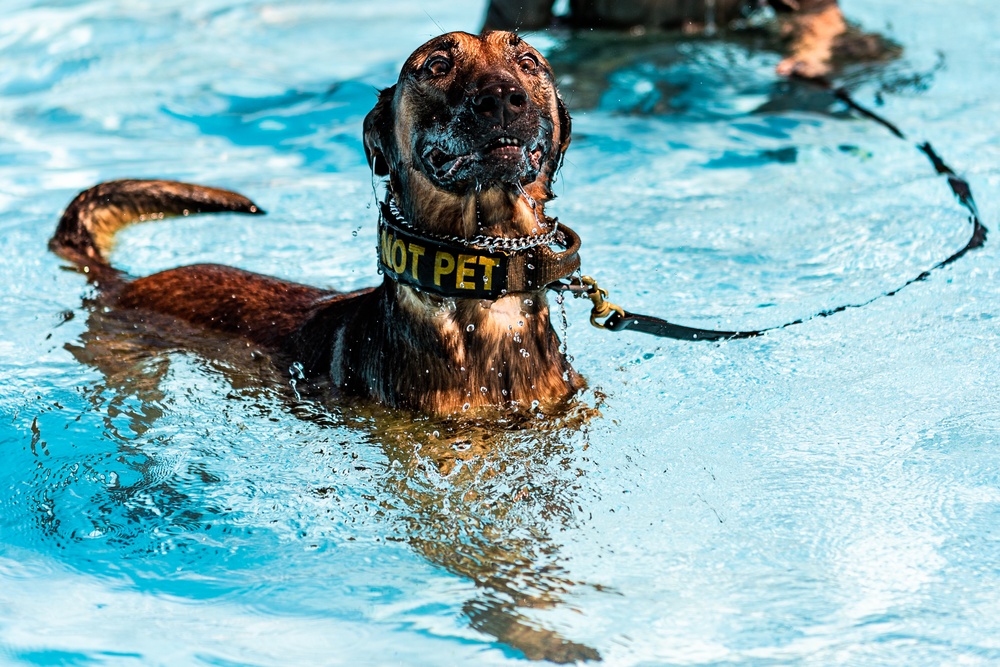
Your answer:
[2,0,1000,664]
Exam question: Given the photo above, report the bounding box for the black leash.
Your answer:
[553,77,988,341]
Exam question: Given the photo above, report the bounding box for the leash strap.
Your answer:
[603,311,762,340]
[559,79,988,341]
[377,201,581,298]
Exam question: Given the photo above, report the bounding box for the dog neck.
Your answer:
[346,176,579,414]
[391,168,555,240]
[364,278,580,415]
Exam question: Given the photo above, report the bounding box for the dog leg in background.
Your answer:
[776,4,847,77]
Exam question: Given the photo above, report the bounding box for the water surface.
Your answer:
[2,1,1000,665]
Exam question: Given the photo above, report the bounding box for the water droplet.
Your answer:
[432,430,440,438]
[466,324,475,332]
[527,263,535,269]
[351,230,358,237]
[480,386,488,394]
[288,361,305,400]
[523,298,533,306]
[517,320,524,327]
[462,402,471,411]
[520,348,530,358]
[531,400,540,409]
[501,389,508,396]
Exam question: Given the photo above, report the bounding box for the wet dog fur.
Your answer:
[50,31,582,417]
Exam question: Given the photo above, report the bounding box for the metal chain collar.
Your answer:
[385,196,562,252]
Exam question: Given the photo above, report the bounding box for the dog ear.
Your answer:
[364,85,396,177]
[556,93,572,164]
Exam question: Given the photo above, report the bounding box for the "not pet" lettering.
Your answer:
[379,227,502,293]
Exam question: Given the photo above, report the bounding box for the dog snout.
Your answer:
[470,79,528,128]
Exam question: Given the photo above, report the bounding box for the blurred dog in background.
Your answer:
[483,0,890,79]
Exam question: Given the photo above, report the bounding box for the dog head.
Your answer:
[364,32,571,226]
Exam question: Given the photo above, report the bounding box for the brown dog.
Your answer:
[50,31,582,417]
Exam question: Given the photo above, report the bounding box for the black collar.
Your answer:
[377,200,580,299]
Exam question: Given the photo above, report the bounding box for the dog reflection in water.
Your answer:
[65,310,604,662]
[53,31,606,662]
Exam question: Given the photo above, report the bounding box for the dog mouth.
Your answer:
[482,135,526,157]
[422,135,546,186]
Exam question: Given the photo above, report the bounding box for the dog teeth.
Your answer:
[496,137,520,146]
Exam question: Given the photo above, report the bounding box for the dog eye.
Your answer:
[518,53,539,73]
[423,55,452,78]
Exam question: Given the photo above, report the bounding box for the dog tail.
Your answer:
[49,179,265,280]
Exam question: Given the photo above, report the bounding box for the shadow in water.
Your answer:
[41,298,607,663]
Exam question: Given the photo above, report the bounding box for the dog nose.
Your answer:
[471,80,528,127]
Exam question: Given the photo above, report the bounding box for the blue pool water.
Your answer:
[2,0,1000,664]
